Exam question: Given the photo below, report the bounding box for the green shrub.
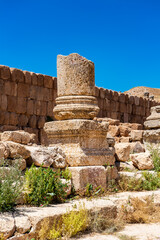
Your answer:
[148,145,160,172]
[0,158,23,211]
[61,167,72,180]
[108,172,160,192]
[25,165,67,206]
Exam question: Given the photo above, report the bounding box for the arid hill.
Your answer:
[124,86,160,102]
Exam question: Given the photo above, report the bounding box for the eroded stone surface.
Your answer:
[69,166,106,191]
[130,151,154,170]
[44,119,115,166]
[1,131,31,145]
[53,53,99,120]
[115,143,131,162]
[26,146,66,168]
[0,141,30,159]
[0,213,15,239]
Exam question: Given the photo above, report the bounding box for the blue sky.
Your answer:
[0,0,160,92]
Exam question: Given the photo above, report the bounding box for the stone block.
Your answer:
[16,98,27,114]
[37,116,46,129]
[69,166,106,192]
[47,102,54,116]
[95,87,100,97]
[37,86,44,101]
[110,112,118,119]
[37,74,44,86]
[29,115,37,128]
[130,152,154,170]
[1,95,7,111]
[53,77,57,89]
[31,72,38,85]
[119,93,125,103]
[1,131,31,145]
[9,112,19,125]
[130,130,143,141]
[18,115,28,126]
[119,125,130,137]
[0,65,11,79]
[127,103,132,114]
[24,71,31,84]
[106,165,119,181]
[108,125,119,137]
[134,96,139,105]
[4,112,10,125]
[124,113,129,123]
[17,83,30,98]
[44,75,53,88]
[43,88,50,101]
[100,88,105,99]
[129,95,134,104]
[113,91,119,101]
[4,81,17,96]
[7,96,17,112]
[44,119,115,167]
[115,143,131,162]
[30,85,38,99]
[11,68,24,82]
[120,103,127,112]
[27,99,34,115]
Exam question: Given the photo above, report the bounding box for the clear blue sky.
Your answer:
[0,0,160,92]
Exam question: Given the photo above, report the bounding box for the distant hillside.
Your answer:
[124,86,160,102]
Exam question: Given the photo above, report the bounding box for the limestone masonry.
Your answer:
[0,62,158,143]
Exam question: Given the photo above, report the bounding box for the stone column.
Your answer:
[44,53,115,192]
[53,53,99,120]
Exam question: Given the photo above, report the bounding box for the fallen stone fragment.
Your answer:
[0,142,10,159]
[130,130,143,141]
[2,141,30,159]
[1,131,33,145]
[130,142,145,153]
[130,151,154,170]
[26,146,66,168]
[115,143,131,162]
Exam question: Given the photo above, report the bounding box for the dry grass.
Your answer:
[120,196,160,224]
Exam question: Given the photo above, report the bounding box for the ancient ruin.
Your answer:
[44,53,115,191]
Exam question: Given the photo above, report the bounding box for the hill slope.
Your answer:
[124,86,160,102]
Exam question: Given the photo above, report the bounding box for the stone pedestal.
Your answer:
[143,106,160,144]
[44,53,115,192]
[44,119,115,167]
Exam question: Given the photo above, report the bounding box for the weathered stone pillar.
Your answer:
[53,53,99,120]
[44,53,115,192]
[143,106,160,144]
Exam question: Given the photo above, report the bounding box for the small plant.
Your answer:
[38,204,89,239]
[107,172,160,193]
[148,144,160,172]
[24,165,67,206]
[0,233,4,240]
[61,167,72,180]
[0,159,23,211]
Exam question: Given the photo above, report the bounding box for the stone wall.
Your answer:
[96,87,158,124]
[0,65,57,142]
[0,65,159,142]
